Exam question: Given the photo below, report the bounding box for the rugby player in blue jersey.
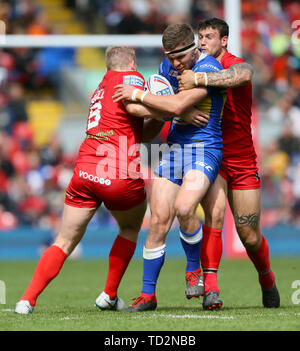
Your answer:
[113,23,226,312]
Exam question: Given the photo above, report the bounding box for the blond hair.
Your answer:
[105,46,136,71]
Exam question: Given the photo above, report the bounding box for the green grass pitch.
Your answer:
[0,257,300,331]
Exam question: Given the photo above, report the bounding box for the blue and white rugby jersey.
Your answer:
[158,51,227,149]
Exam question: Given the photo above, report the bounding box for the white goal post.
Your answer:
[1,34,162,48]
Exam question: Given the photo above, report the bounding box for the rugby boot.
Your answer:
[94,291,125,311]
[15,300,34,314]
[185,268,204,299]
[202,290,223,310]
[123,293,157,312]
[262,283,280,308]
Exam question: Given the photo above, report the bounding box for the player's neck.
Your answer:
[216,49,227,62]
[192,50,201,65]
[117,68,136,72]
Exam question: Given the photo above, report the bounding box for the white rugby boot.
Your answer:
[15,300,34,314]
[94,291,125,311]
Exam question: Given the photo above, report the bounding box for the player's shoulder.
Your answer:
[122,71,145,88]
[202,54,223,69]
[194,52,223,73]
[159,57,171,71]
[106,70,145,87]
[159,58,179,78]
[221,50,244,68]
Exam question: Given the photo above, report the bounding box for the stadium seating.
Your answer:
[35,0,106,69]
[27,100,63,147]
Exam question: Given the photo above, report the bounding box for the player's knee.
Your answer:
[53,237,75,256]
[237,226,261,250]
[118,225,140,242]
[150,211,171,234]
[119,221,142,233]
[119,223,140,234]
[204,204,225,228]
[174,202,194,223]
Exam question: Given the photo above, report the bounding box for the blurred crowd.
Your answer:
[238,0,300,227]
[0,0,300,231]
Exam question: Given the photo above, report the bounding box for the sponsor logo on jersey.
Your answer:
[169,69,179,77]
[86,129,114,141]
[195,161,213,172]
[196,63,220,72]
[79,170,111,186]
[123,75,144,88]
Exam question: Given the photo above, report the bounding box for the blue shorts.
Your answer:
[154,143,222,186]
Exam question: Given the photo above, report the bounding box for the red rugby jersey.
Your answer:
[220,51,256,158]
[77,70,145,177]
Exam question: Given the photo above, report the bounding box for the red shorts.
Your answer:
[219,156,260,190]
[65,163,146,211]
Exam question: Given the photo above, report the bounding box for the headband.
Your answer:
[165,42,197,55]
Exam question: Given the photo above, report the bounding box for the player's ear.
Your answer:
[221,36,228,48]
[129,60,137,71]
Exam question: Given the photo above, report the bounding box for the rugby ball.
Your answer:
[146,74,174,96]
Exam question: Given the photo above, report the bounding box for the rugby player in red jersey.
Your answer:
[178,18,280,310]
[15,46,208,314]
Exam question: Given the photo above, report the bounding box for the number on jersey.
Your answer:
[87,88,104,131]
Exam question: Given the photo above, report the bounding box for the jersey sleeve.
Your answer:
[222,53,244,68]
[224,55,245,68]
[227,56,244,65]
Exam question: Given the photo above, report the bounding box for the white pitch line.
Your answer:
[158,314,234,320]
[134,313,234,320]
[59,316,83,320]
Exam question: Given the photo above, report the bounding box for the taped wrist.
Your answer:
[131,89,147,102]
[194,72,208,87]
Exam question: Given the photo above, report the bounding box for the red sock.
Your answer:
[246,235,275,290]
[21,245,67,306]
[104,235,136,299]
[200,225,222,294]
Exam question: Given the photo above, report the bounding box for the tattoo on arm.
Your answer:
[207,63,254,88]
[234,212,260,228]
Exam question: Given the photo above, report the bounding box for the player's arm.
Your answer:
[124,101,209,128]
[178,62,254,90]
[124,101,171,121]
[140,110,210,143]
[113,84,208,116]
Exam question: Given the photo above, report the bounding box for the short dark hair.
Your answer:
[162,23,195,52]
[198,18,229,38]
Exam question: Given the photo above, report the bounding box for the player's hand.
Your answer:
[112,84,136,102]
[182,108,210,127]
[177,70,197,91]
